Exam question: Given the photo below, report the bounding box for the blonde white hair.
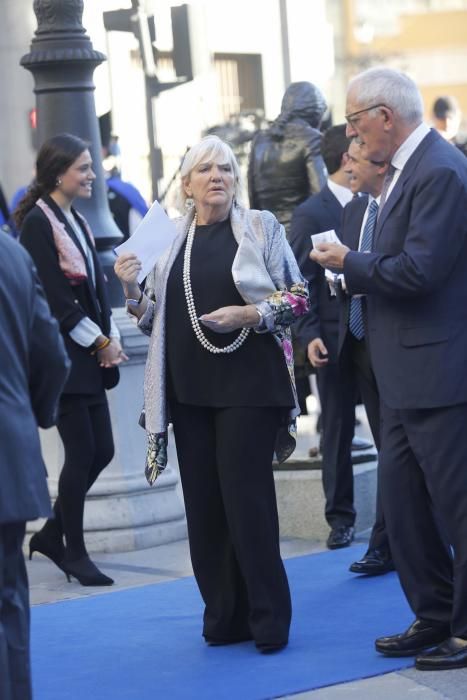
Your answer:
[176,135,242,211]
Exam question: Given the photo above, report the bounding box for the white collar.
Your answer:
[391,122,431,172]
[327,178,353,208]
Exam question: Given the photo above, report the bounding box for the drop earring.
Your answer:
[56,178,62,186]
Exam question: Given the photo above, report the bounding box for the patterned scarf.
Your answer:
[36,198,95,285]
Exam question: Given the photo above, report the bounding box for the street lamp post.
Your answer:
[22,1,187,553]
[21,0,124,306]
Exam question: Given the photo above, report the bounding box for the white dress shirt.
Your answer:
[338,194,381,294]
[327,178,353,208]
[385,122,431,200]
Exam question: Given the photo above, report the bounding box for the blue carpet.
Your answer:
[32,546,414,700]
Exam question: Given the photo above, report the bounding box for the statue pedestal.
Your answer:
[274,460,378,540]
[31,308,187,552]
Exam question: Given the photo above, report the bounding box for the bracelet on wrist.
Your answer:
[125,290,144,306]
[254,306,263,328]
[90,337,111,355]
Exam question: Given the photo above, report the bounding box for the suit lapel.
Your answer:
[70,209,104,295]
[373,130,438,246]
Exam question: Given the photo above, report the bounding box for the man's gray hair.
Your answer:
[349,67,424,124]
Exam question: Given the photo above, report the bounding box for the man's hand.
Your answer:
[307,338,329,368]
[310,242,350,270]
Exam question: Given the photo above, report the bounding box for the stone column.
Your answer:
[21,0,124,305]
[34,308,187,552]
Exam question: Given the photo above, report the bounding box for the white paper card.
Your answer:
[114,200,177,283]
[310,229,341,248]
[324,267,346,295]
[324,268,337,296]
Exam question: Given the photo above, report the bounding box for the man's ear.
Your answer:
[341,151,350,168]
[381,106,394,131]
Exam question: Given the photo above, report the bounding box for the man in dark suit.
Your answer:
[311,67,467,670]
[291,127,392,570]
[290,126,356,550]
[335,140,393,575]
[0,234,69,700]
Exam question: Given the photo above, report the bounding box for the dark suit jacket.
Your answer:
[344,129,467,409]
[289,184,343,361]
[337,195,369,356]
[20,195,114,394]
[0,234,69,524]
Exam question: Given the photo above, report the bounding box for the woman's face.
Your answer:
[57,149,96,201]
[184,158,235,213]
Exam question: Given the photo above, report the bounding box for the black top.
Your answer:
[165,219,294,407]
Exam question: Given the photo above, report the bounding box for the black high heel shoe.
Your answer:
[29,530,65,570]
[61,555,114,586]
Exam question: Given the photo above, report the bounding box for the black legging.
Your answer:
[44,393,114,559]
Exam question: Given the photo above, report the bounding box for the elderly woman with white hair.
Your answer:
[115,135,308,653]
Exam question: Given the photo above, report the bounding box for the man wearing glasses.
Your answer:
[311,67,467,671]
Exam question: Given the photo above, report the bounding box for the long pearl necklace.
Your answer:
[183,214,250,354]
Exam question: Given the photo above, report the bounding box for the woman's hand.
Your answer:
[114,253,142,299]
[199,305,259,334]
[97,338,129,367]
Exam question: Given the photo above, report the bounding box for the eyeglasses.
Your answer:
[345,104,388,125]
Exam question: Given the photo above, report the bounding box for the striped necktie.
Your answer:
[348,199,379,340]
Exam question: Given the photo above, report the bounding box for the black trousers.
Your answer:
[346,335,388,551]
[379,401,467,637]
[0,522,31,700]
[45,393,114,559]
[317,360,356,528]
[169,401,292,646]
[321,334,388,551]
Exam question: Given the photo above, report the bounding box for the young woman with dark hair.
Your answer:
[17,133,127,586]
